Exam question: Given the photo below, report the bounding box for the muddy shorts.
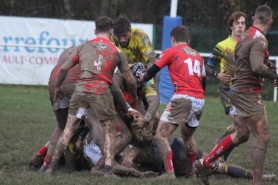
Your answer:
[49,83,76,106]
[49,83,76,126]
[219,87,231,115]
[230,90,266,117]
[160,94,204,127]
[69,88,116,121]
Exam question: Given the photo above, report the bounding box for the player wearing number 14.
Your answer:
[141,25,206,178]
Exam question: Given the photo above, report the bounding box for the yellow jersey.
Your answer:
[207,36,237,87]
[111,28,156,66]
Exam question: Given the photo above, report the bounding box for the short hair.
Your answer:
[114,15,131,35]
[255,5,273,25]
[227,11,247,31]
[95,16,114,33]
[170,25,190,43]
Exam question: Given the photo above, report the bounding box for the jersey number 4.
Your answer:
[184,58,201,76]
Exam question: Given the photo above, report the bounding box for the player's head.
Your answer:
[228,12,247,37]
[95,16,114,35]
[170,25,190,45]
[130,62,146,87]
[254,5,273,27]
[113,15,131,48]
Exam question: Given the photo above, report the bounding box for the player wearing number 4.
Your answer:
[140,25,206,179]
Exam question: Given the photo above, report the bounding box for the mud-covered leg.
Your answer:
[249,115,270,185]
[154,121,177,179]
[121,144,140,168]
[100,119,116,177]
[45,114,81,175]
[181,123,197,178]
[41,108,68,171]
[114,115,133,155]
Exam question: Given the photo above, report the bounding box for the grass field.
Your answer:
[0,85,278,185]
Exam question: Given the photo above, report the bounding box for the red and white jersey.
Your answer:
[48,46,80,89]
[155,44,206,98]
[67,37,130,94]
[232,26,269,94]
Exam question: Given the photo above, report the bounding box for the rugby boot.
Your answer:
[112,164,144,178]
[194,159,212,185]
[195,159,219,185]
[263,174,278,182]
[39,165,47,173]
[44,162,57,175]
[103,165,120,179]
[142,171,159,178]
[91,156,105,176]
[91,166,104,176]
[29,153,44,167]
[156,172,176,179]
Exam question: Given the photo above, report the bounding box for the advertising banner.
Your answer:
[0,16,153,85]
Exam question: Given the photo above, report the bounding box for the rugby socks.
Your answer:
[216,126,233,161]
[42,155,52,169]
[188,152,197,165]
[104,165,112,173]
[186,152,197,171]
[203,135,235,168]
[37,141,49,156]
[155,138,174,173]
[37,145,47,156]
[225,164,252,179]
[165,151,174,172]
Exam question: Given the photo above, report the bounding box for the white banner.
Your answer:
[0,16,154,85]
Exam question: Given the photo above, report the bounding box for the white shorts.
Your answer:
[160,94,204,127]
[229,104,238,115]
[53,97,70,110]
[83,141,103,166]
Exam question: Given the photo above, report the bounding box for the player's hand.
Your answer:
[75,137,83,150]
[132,116,148,130]
[53,87,64,110]
[129,109,141,118]
[217,73,231,84]
[53,87,64,102]
[266,61,276,69]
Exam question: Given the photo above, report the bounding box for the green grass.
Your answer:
[0,84,278,185]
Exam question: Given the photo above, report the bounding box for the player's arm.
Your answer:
[206,45,231,83]
[206,45,222,77]
[54,51,78,103]
[144,86,159,123]
[202,77,207,92]
[250,39,278,79]
[111,82,128,113]
[142,64,161,83]
[134,79,159,129]
[138,32,157,69]
[117,52,138,103]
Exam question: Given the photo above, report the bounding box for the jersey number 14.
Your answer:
[184,58,202,76]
